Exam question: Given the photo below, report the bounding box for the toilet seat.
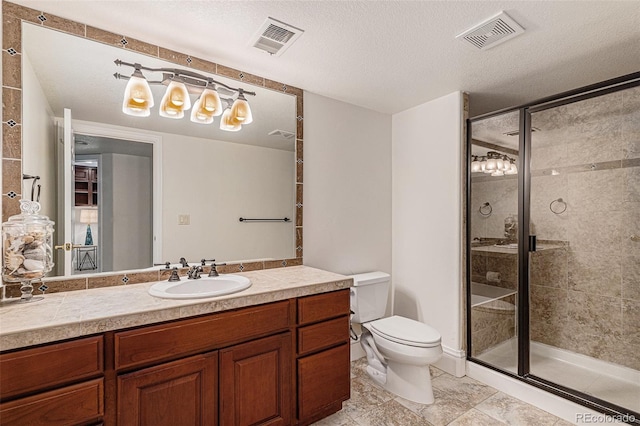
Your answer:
[369,316,441,348]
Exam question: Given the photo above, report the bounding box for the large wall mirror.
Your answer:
[2,2,304,281]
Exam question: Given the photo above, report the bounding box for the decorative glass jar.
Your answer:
[2,200,54,301]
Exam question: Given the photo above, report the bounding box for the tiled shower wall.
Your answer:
[471,86,639,371]
[529,87,640,371]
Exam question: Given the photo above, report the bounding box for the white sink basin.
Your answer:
[148,274,251,299]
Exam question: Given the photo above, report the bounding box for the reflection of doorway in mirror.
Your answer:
[73,156,100,274]
[74,134,154,273]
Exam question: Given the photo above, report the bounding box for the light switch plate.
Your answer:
[178,214,190,225]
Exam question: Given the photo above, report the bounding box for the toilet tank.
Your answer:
[349,271,391,323]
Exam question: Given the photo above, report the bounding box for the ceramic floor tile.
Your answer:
[448,408,507,426]
[431,373,498,405]
[342,376,395,420]
[396,388,474,426]
[320,359,575,426]
[353,399,432,426]
[475,392,560,426]
[311,409,358,426]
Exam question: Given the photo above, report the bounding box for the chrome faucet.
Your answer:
[179,257,189,268]
[188,265,203,279]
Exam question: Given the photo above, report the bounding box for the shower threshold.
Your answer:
[476,338,640,413]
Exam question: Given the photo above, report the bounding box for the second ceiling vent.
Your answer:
[250,17,304,57]
[456,11,524,50]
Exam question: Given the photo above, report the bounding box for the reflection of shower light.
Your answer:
[472,151,518,177]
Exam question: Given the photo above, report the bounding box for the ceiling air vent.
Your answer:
[268,129,295,140]
[456,11,524,50]
[250,17,304,57]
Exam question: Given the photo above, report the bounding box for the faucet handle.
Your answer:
[208,260,227,277]
[165,261,171,269]
[168,267,181,282]
[179,257,189,268]
[200,258,207,266]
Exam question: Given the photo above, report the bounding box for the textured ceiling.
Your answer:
[10,1,640,117]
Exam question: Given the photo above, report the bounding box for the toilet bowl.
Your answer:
[361,315,442,404]
[349,272,443,405]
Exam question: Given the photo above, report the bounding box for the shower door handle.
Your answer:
[529,235,537,252]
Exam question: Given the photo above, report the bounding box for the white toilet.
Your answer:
[350,272,442,404]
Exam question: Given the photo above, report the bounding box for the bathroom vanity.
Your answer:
[0,266,352,425]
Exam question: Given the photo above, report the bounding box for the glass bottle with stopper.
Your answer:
[2,200,54,302]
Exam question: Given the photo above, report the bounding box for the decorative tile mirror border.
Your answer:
[1,1,303,294]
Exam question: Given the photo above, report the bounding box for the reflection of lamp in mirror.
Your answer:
[122,66,154,117]
[159,80,191,119]
[115,60,256,128]
[471,152,517,177]
[79,209,98,246]
[190,85,223,124]
[220,100,242,132]
[230,89,253,124]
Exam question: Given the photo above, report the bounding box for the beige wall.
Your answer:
[392,91,464,356]
[21,52,56,220]
[303,92,392,277]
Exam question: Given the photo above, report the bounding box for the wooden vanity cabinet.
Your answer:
[0,336,104,426]
[0,289,352,426]
[296,289,351,425]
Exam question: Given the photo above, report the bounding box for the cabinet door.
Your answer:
[220,332,292,426]
[298,343,350,423]
[117,352,217,426]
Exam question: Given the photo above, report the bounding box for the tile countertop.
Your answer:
[0,266,352,352]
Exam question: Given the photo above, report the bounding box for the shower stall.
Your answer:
[466,72,640,420]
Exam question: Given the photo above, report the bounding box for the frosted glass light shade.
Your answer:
[471,160,482,173]
[159,97,184,119]
[122,72,153,117]
[190,88,222,124]
[220,108,241,132]
[159,81,191,118]
[230,95,253,124]
[201,88,223,116]
[491,170,505,177]
[485,158,497,171]
[190,97,214,124]
[123,98,151,117]
[505,163,518,175]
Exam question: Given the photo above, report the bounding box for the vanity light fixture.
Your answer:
[220,99,242,132]
[114,59,255,131]
[471,151,517,176]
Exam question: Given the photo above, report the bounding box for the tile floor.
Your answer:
[313,358,574,426]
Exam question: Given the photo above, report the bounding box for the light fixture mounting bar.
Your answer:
[114,59,256,96]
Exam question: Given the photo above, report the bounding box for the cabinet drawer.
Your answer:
[297,289,350,325]
[0,336,103,400]
[0,378,104,426]
[297,343,350,422]
[298,316,349,355]
[115,300,291,370]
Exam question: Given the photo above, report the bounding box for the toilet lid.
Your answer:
[370,316,441,347]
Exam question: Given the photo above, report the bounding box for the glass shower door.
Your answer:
[468,110,520,373]
[528,85,640,413]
